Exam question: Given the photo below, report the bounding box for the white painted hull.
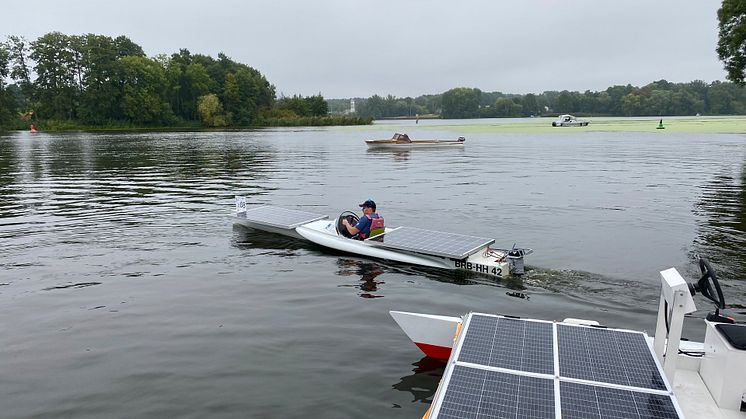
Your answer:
[365,140,465,149]
[233,216,305,240]
[295,220,511,277]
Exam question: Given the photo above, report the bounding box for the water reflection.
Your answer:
[391,356,445,404]
[366,148,411,162]
[692,164,746,290]
[335,259,386,298]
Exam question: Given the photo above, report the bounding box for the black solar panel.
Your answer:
[560,381,679,419]
[239,205,327,229]
[428,313,681,419]
[458,315,554,374]
[557,324,667,390]
[437,365,555,419]
[370,226,494,259]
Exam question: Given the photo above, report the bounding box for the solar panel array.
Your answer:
[239,205,327,229]
[370,226,494,259]
[429,313,682,419]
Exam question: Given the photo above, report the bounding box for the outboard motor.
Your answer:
[507,247,533,276]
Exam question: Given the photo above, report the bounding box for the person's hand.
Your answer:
[342,219,349,227]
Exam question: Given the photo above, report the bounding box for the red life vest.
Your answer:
[359,213,385,239]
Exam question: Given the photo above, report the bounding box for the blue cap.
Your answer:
[358,199,376,210]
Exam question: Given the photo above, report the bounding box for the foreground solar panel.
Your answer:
[239,205,327,229]
[428,313,683,419]
[370,226,494,259]
[557,324,667,390]
[457,315,554,374]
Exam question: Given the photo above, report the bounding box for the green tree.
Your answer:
[31,32,79,119]
[223,72,240,118]
[522,93,539,116]
[197,93,227,126]
[118,55,169,123]
[305,94,328,116]
[77,34,142,123]
[717,0,746,84]
[441,87,481,119]
[494,97,518,117]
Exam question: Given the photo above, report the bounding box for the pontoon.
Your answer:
[233,197,530,278]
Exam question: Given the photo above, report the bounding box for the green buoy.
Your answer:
[656,119,665,129]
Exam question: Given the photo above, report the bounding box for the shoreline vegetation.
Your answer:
[2,32,746,132]
[0,32,371,132]
[367,115,746,134]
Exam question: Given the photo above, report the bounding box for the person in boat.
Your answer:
[341,199,385,240]
[392,133,411,143]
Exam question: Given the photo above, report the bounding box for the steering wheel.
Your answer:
[689,258,725,309]
[336,211,359,238]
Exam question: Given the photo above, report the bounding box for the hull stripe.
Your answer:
[414,342,452,360]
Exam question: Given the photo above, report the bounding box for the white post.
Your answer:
[235,196,247,213]
[653,268,697,384]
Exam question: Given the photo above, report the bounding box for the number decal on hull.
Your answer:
[454,261,503,276]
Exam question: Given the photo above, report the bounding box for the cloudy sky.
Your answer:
[4,0,726,98]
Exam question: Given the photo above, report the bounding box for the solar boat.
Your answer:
[391,259,746,418]
[233,197,531,278]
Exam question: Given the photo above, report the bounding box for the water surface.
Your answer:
[1,123,745,418]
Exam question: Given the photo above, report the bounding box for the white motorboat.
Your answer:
[233,197,531,278]
[365,133,466,149]
[391,258,746,418]
[551,114,590,127]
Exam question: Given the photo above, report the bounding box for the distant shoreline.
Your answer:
[9,116,745,135]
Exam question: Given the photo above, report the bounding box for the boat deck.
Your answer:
[237,205,327,229]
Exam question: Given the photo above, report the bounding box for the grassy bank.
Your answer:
[436,116,746,134]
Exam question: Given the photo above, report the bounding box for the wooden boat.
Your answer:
[391,259,746,418]
[365,133,465,149]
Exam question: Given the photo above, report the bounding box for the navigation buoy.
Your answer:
[30,124,37,133]
[656,119,665,130]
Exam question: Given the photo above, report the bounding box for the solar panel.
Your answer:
[436,365,555,419]
[428,313,682,419]
[560,381,679,419]
[238,205,327,229]
[457,314,553,374]
[557,324,667,390]
[370,226,494,259]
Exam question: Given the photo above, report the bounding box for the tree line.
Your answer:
[0,32,369,130]
[331,0,746,122]
[328,80,746,120]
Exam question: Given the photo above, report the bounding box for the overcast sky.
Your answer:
[3,0,726,98]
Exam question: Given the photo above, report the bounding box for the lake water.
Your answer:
[1,122,745,418]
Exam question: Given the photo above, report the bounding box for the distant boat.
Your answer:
[365,133,465,149]
[551,114,589,127]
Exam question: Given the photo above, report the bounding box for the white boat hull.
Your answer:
[295,220,511,277]
[233,201,517,277]
[365,140,465,149]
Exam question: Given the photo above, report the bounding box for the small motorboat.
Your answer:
[391,258,746,418]
[365,133,466,149]
[551,114,589,127]
[233,197,530,278]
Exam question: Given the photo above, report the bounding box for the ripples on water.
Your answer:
[1,127,745,418]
